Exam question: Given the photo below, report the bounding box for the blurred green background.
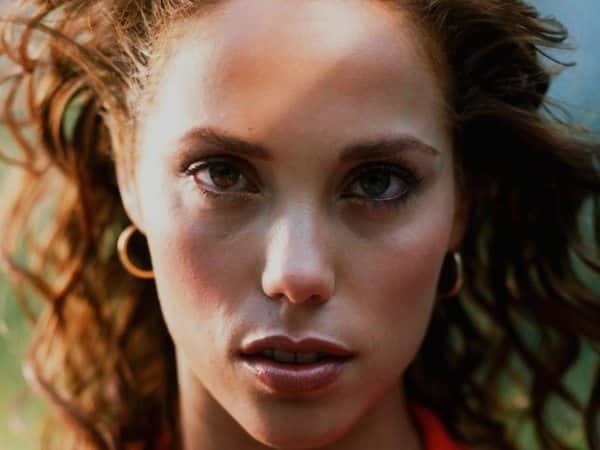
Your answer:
[0,1,598,449]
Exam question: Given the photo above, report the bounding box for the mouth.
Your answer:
[237,335,355,394]
[241,349,348,365]
[238,334,356,362]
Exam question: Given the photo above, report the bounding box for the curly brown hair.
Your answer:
[0,1,598,450]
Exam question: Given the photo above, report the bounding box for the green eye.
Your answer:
[359,169,392,197]
[346,164,414,201]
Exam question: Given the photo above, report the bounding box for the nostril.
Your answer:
[264,291,329,305]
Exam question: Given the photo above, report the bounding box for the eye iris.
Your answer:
[210,163,239,188]
[360,170,391,197]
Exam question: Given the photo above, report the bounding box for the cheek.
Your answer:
[343,204,453,363]
[381,227,446,306]
[146,213,259,355]
[153,226,252,300]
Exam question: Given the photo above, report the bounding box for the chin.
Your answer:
[244,414,354,450]
[251,430,345,450]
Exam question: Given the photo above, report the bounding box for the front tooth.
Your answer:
[261,349,275,359]
[296,352,320,364]
[272,350,296,363]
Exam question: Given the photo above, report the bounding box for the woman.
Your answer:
[0,0,598,449]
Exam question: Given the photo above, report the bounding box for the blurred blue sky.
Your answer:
[531,0,600,132]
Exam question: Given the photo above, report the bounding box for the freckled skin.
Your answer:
[119,0,465,449]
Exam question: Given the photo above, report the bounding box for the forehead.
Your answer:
[143,0,448,153]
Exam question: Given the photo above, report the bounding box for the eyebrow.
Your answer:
[178,126,440,162]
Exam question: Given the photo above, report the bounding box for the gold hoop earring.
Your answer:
[117,224,154,279]
[439,251,463,299]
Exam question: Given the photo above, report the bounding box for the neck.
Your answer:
[176,351,424,450]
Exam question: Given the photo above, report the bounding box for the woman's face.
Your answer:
[121,0,463,447]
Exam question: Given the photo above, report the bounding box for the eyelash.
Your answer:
[183,156,423,211]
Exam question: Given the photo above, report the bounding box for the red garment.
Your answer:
[152,403,468,450]
[410,403,470,450]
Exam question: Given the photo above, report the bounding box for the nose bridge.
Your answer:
[261,202,334,304]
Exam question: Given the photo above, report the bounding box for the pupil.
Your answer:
[360,170,390,197]
[210,163,239,188]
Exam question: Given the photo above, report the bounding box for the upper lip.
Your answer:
[239,335,355,357]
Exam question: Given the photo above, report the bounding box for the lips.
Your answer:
[239,335,356,360]
[237,335,355,394]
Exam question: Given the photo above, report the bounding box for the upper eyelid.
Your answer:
[184,153,252,172]
[188,155,259,177]
[183,151,415,172]
[348,160,415,175]
[344,161,421,189]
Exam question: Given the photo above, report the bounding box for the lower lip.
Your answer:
[239,357,350,394]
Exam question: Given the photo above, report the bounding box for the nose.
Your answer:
[261,207,335,305]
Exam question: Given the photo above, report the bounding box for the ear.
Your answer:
[448,181,469,251]
[115,158,146,233]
